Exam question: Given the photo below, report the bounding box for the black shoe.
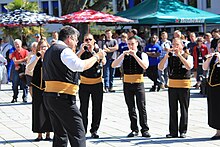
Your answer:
[11,98,17,103]
[157,85,161,92]
[166,134,178,138]
[127,131,138,137]
[109,88,115,92]
[44,137,52,141]
[91,132,99,138]
[210,135,220,140]
[179,133,186,138]
[142,131,151,137]
[193,83,198,87]
[149,86,156,92]
[34,137,43,141]
[23,97,27,103]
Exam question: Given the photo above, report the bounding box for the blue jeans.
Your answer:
[103,59,115,88]
[12,70,28,99]
[158,67,168,85]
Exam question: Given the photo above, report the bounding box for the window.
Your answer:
[42,1,49,14]
[206,0,211,8]
[1,4,7,13]
[52,1,59,17]
[187,0,197,8]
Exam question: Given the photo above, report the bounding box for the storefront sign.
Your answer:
[175,18,205,23]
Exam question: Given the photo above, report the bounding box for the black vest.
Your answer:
[168,54,191,79]
[208,55,220,85]
[80,50,101,78]
[123,51,144,74]
[43,43,79,85]
[32,59,45,89]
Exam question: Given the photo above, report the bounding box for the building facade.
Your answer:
[0,0,62,16]
[0,0,219,33]
[1,0,219,15]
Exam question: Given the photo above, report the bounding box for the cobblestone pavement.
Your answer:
[0,77,220,147]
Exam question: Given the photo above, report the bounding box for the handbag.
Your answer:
[0,65,8,84]
[18,64,27,84]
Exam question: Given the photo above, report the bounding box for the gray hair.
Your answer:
[14,39,22,45]
[31,42,38,49]
[58,25,80,41]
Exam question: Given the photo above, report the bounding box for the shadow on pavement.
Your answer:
[0,139,52,144]
[135,137,212,145]
[87,136,212,145]
[0,89,13,92]
[190,93,207,99]
[0,102,31,106]
[87,136,148,144]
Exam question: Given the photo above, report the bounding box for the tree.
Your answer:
[60,0,112,15]
[60,0,112,41]
[5,0,38,12]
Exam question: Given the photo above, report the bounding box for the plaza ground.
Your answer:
[0,77,219,147]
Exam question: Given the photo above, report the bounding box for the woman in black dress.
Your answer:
[26,38,52,141]
[203,41,220,140]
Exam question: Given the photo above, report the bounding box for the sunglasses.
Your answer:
[85,38,92,41]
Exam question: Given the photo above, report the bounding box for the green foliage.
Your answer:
[4,0,39,12]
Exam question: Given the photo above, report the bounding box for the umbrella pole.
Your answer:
[157,24,159,36]
[203,23,206,33]
[40,25,42,36]
[88,23,90,33]
[20,27,23,41]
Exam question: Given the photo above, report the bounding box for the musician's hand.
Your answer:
[129,50,136,57]
[96,50,106,60]
[173,47,181,57]
[123,50,130,56]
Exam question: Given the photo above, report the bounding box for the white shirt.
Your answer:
[57,41,85,72]
[0,43,12,58]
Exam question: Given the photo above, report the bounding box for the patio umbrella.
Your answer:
[0,9,58,26]
[0,9,59,33]
[60,9,134,23]
[49,9,134,32]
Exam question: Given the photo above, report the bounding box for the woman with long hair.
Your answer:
[26,38,53,141]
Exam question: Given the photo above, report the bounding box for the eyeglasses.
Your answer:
[40,46,47,48]
[85,38,92,41]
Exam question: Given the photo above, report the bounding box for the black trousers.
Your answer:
[123,82,149,133]
[79,83,103,134]
[168,88,190,135]
[43,93,86,147]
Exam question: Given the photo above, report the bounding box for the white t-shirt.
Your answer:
[0,43,12,58]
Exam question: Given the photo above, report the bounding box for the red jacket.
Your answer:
[192,44,208,69]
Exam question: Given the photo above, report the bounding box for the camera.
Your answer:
[84,45,88,51]
[36,52,41,57]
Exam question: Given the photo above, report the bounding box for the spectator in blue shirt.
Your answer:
[118,33,129,54]
[118,33,129,78]
[145,35,162,92]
